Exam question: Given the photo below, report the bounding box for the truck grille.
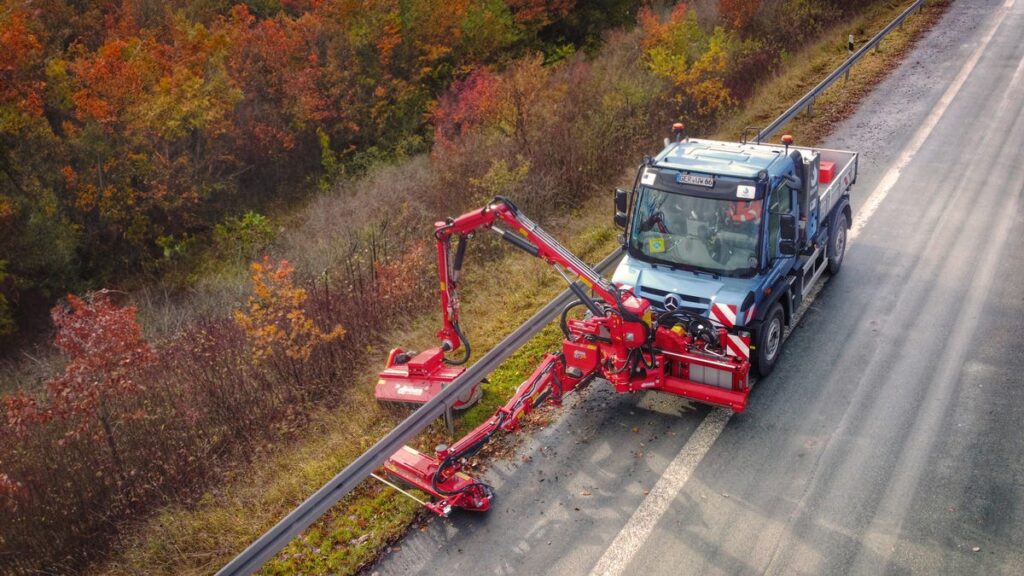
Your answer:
[639,286,710,316]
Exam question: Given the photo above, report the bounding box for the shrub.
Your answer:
[234,257,346,363]
[213,211,276,261]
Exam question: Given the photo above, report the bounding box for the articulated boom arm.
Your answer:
[378,197,754,517]
[384,352,580,516]
[433,196,619,359]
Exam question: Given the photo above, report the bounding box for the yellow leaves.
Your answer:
[235,257,345,363]
[639,5,738,124]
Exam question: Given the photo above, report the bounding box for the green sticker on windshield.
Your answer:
[648,237,666,253]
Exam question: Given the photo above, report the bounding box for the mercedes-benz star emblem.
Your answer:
[664,294,680,311]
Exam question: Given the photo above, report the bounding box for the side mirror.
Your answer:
[614,188,629,229]
[614,188,628,212]
[779,213,797,256]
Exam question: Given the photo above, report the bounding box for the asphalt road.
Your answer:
[368,2,1024,574]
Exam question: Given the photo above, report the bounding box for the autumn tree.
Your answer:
[4,292,156,473]
[639,4,737,127]
[234,257,346,363]
[720,0,762,34]
[0,0,618,338]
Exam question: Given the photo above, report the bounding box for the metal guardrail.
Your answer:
[218,3,926,573]
[216,251,623,576]
[756,0,926,143]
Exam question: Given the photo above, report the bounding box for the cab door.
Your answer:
[766,182,796,268]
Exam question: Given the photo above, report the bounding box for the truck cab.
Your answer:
[612,131,857,375]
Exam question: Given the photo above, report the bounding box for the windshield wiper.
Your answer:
[629,245,722,279]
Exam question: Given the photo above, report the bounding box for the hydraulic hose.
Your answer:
[444,321,472,366]
[559,300,586,340]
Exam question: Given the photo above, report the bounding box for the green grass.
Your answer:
[97,3,948,574]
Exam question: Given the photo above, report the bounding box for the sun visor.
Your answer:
[639,167,764,200]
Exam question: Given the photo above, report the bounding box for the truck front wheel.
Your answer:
[754,303,785,377]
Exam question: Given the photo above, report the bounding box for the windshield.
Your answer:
[629,185,761,276]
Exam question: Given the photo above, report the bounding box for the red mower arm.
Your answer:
[383,352,588,516]
[379,196,752,517]
[433,196,621,361]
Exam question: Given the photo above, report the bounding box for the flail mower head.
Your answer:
[375,347,482,410]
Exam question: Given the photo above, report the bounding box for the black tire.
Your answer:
[754,303,785,377]
[828,211,849,274]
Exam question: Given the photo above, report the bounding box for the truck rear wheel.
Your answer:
[828,212,848,274]
[754,303,785,377]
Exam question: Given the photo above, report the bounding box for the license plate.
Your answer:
[677,173,715,187]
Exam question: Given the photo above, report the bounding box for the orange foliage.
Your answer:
[0,9,45,116]
[70,37,161,128]
[234,257,346,362]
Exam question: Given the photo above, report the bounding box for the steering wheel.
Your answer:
[641,211,671,234]
[709,234,730,264]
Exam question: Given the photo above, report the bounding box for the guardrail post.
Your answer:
[443,403,454,437]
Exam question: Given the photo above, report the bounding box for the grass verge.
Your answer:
[97,2,948,574]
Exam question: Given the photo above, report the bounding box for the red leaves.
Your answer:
[720,0,762,33]
[431,67,502,149]
[373,240,430,303]
[508,0,576,26]
[4,292,156,438]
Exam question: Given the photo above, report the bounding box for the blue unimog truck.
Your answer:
[612,127,858,376]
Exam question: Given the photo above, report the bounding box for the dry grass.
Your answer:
[719,0,950,145]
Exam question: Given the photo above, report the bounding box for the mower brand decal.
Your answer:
[641,169,657,185]
[573,350,588,360]
[711,303,737,327]
[648,237,666,253]
[396,385,426,396]
[725,334,750,360]
[736,184,755,199]
[677,173,715,187]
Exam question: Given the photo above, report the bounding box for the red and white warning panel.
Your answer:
[711,303,738,327]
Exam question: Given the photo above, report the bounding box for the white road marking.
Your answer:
[588,4,1012,574]
[848,0,1014,243]
[590,408,730,576]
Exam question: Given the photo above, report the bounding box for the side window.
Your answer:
[767,184,793,261]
